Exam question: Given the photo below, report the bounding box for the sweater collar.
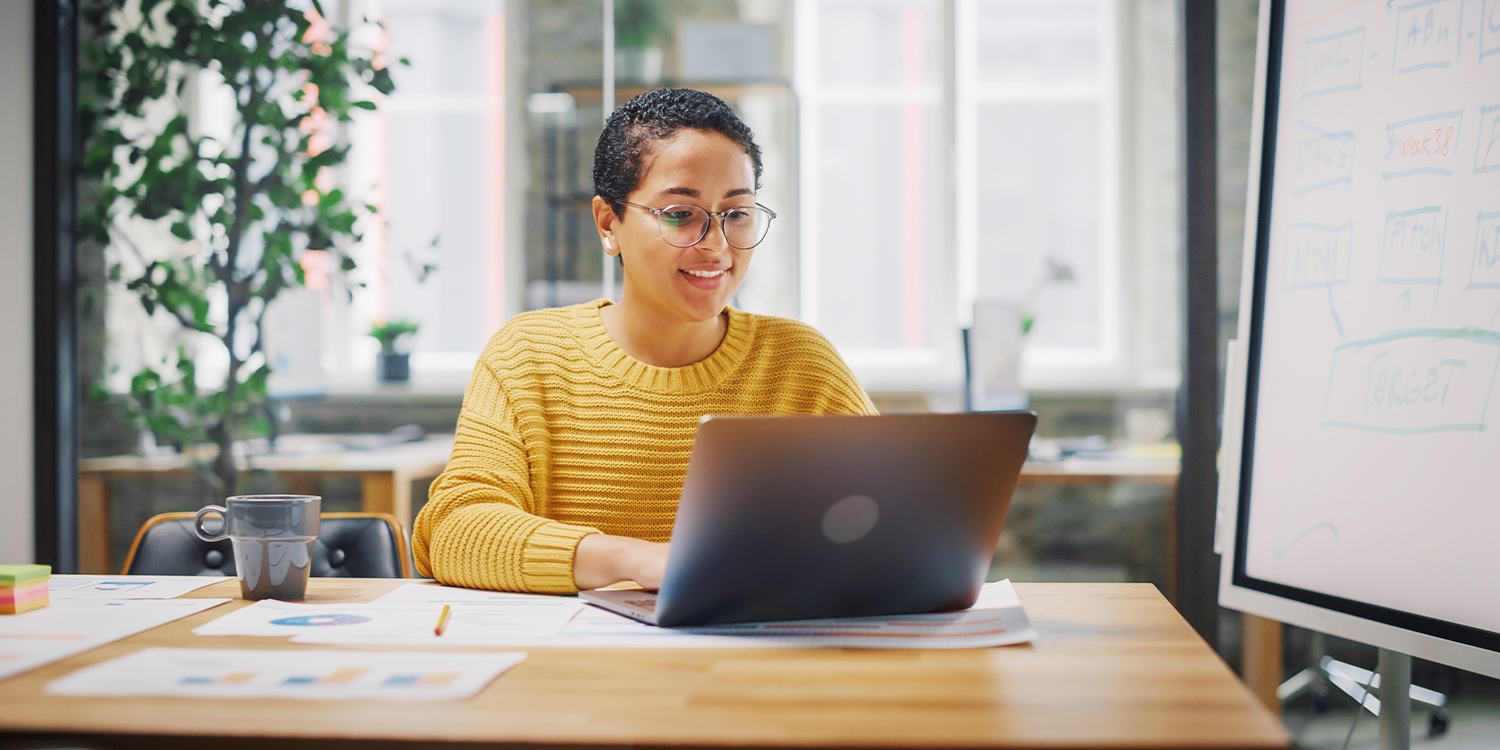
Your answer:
[573,299,755,394]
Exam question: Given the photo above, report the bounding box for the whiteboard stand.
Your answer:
[1377,649,1411,750]
[1278,640,1448,746]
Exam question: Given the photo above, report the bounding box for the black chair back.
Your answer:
[123,512,412,578]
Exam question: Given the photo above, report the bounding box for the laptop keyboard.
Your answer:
[625,598,656,611]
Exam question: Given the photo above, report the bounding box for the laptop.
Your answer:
[581,411,1036,627]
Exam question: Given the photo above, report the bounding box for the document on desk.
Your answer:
[45,647,525,701]
[288,580,1036,649]
[554,579,1038,649]
[49,574,225,600]
[0,598,230,681]
[194,591,580,643]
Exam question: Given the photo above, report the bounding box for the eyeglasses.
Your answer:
[622,201,777,250]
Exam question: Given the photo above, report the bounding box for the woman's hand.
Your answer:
[573,534,669,591]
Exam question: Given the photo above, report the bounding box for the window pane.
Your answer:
[815,102,948,351]
[976,0,1100,86]
[351,0,506,364]
[817,104,909,349]
[384,111,490,352]
[819,0,941,89]
[974,102,1100,349]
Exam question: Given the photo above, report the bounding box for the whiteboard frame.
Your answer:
[1216,0,1500,680]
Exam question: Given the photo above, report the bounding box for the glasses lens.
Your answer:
[723,206,773,249]
[657,205,710,247]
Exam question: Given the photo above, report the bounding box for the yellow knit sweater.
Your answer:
[413,299,877,593]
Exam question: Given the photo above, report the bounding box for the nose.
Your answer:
[693,216,731,252]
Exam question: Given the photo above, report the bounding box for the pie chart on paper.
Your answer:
[269,614,372,627]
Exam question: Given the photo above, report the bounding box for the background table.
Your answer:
[0,578,1288,749]
[78,434,454,573]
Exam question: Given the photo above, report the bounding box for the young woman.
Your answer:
[413,88,875,593]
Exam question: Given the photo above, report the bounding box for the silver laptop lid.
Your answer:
[653,412,1035,627]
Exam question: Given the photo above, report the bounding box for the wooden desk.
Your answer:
[1019,458,1180,486]
[0,578,1288,749]
[78,435,454,573]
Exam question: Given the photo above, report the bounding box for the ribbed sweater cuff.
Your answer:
[521,521,600,594]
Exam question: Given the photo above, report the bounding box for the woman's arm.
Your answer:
[414,361,603,593]
[573,534,669,590]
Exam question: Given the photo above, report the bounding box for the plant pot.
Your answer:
[377,352,410,383]
[616,46,663,84]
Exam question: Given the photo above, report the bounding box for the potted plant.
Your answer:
[369,319,419,383]
[615,0,664,83]
[79,0,401,497]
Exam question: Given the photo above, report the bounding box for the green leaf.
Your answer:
[350,100,376,111]
[170,221,192,240]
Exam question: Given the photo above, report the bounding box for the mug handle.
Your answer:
[194,505,230,542]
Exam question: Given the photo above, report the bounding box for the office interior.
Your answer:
[1,0,1495,746]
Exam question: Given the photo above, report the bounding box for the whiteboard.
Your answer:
[1219,0,1500,676]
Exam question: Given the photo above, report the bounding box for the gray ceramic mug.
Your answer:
[194,495,321,600]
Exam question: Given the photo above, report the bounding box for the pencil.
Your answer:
[434,604,451,636]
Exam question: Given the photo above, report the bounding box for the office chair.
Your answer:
[122,511,414,578]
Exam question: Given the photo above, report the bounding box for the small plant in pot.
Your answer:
[369,319,419,383]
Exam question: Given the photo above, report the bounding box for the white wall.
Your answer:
[0,0,35,564]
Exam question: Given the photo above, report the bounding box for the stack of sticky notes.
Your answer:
[0,564,51,614]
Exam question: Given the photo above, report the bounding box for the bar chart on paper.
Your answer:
[45,648,526,701]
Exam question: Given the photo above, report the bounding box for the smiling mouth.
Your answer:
[682,268,726,278]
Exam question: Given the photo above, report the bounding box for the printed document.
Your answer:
[49,575,226,600]
[287,580,1037,649]
[0,598,229,681]
[46,647,524,701]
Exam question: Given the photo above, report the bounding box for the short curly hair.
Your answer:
[593,88,763,218]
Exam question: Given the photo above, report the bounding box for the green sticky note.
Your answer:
[0,564,51,587]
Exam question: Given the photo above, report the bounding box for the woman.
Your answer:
[413,88,875,593]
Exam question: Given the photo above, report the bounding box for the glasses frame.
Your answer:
[621,201,779,250]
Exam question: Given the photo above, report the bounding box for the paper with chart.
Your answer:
[0,598,229,681]
[48,575,225,600]
[551,579,1036,650]
[1243,0,1500,633]
[194,588,581,643]
[286,580,1035,649]
[45,648,524,701]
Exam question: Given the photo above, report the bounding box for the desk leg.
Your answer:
[1242,613,1283,711]
[389,471,414,529]
[360,474,396,518]
[78,474,112,574]
[283,474,321,498]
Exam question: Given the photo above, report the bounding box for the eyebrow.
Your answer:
[656,187,755,200]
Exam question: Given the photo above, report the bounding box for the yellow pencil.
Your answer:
[434,604,451,636]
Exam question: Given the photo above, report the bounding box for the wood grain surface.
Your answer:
[0,579,1288,749]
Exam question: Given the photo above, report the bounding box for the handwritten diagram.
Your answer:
[1303,27,1365,97]
[1244,0,1500,602]
[1321,328,1500,434]
[1392,0,1464,74]
[1384,109,1464,179]
[1294,121,1357,195]
[1471,211,1500,289]
[1475,103,1500,174]
[1379,206,1449,285]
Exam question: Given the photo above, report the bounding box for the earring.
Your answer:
[603,237,613,253]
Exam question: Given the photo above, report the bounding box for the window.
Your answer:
[961,0,1124,381]
[800,0,1140,391]
[340,0,511,385]
[796,0,958,390]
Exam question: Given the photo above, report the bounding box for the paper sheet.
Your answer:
[290,580,1036,650]
[49,575,226,600]
[0,598,230,681]
[191,590,581,644]
[45,647,524,701]
[192,600,455,638]
[544,580,1036,649]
